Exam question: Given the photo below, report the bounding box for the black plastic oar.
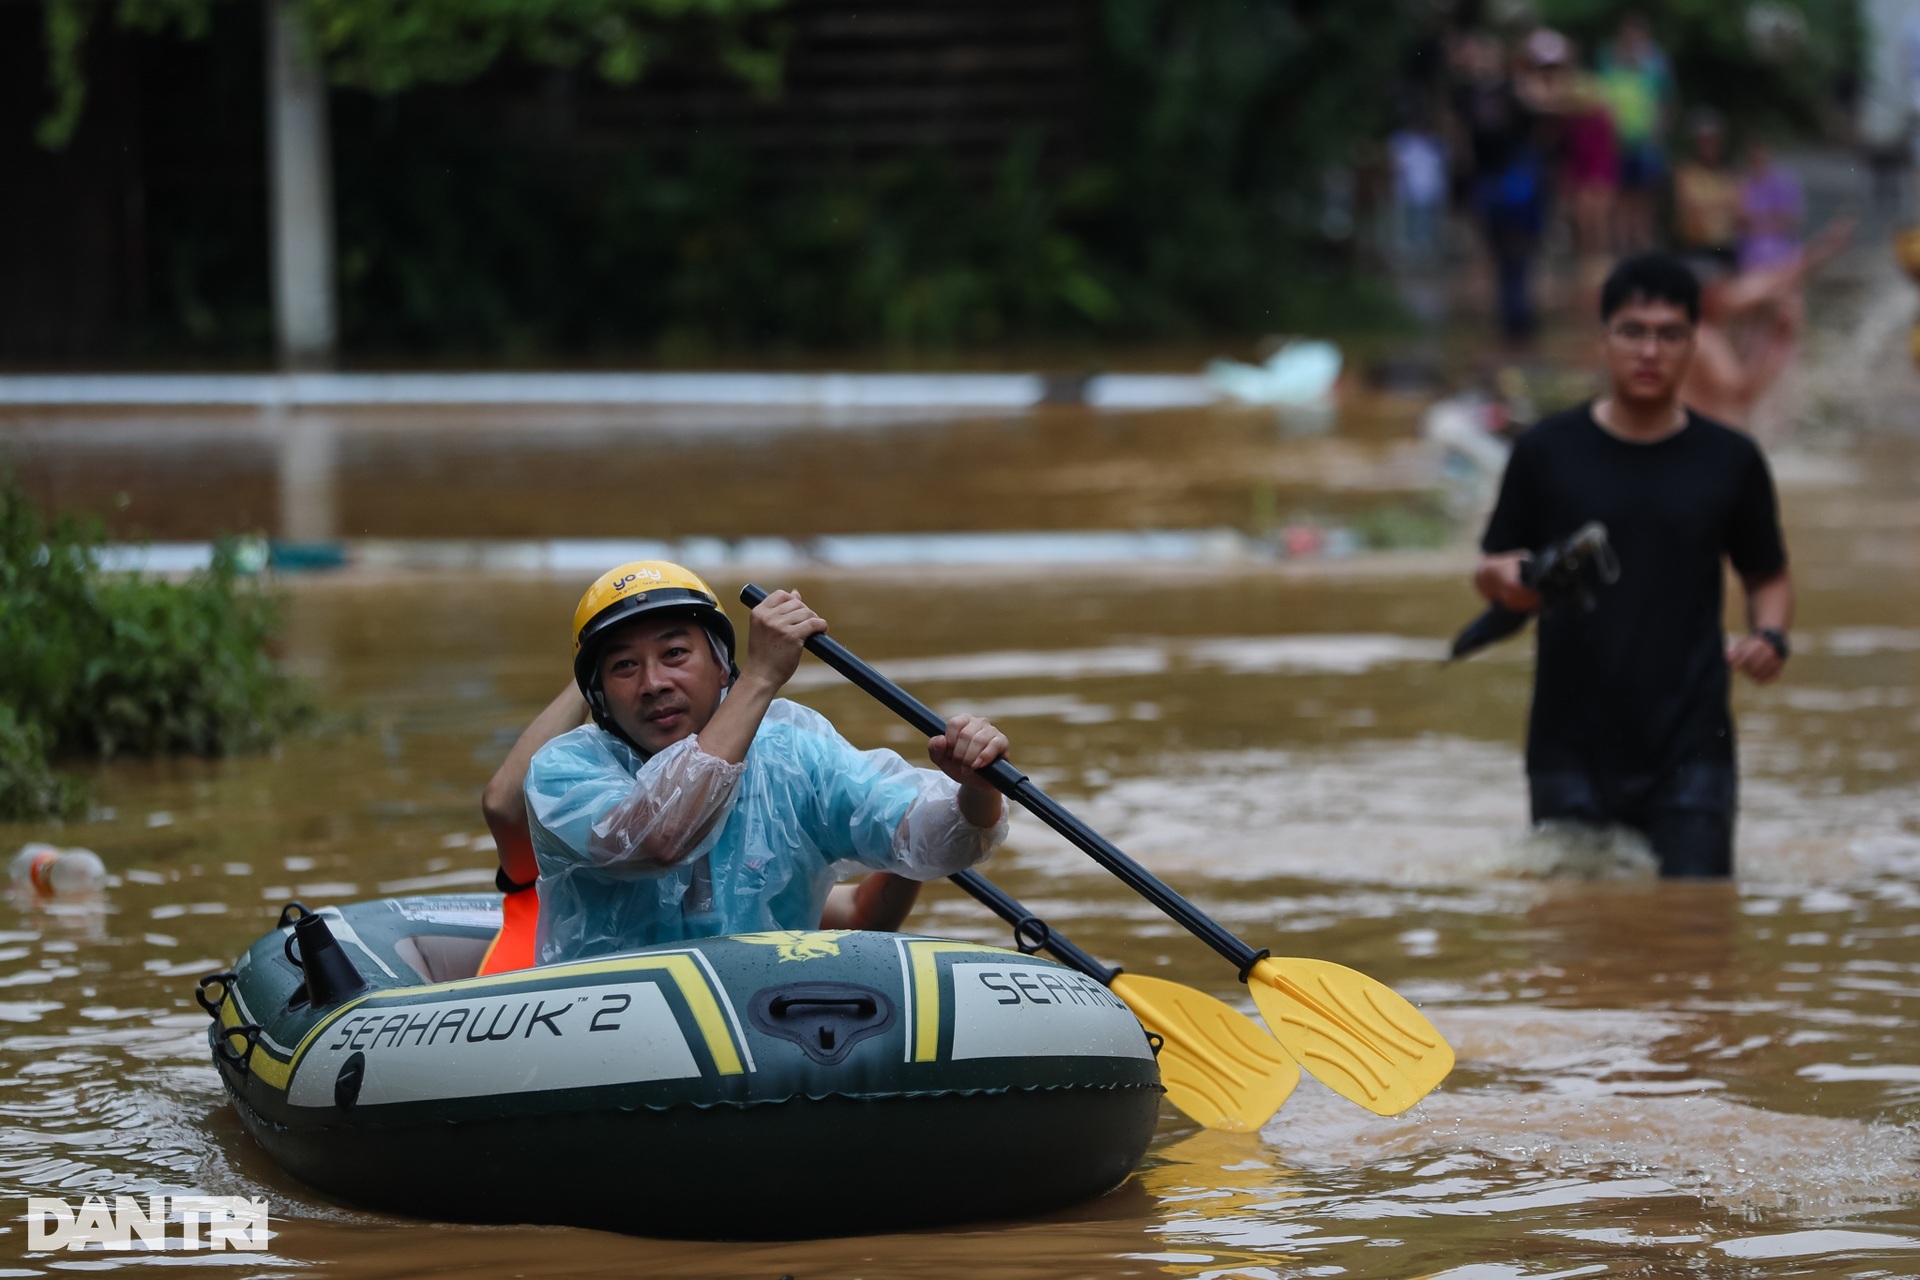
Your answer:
[950,869,1298,1131]
[742,583,1454,1116]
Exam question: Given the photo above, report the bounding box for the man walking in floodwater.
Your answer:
[1474,254,1793,876]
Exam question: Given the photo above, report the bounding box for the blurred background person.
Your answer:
[1598,13,1675,252]
[1452,29,1548,343]
[1738,140,1807,273]
[1906,7,1920,214]
[1672,109,1741,265]
[1389,114,1449,267]
[1683,216,1855,434]
[1533,32,1621,291]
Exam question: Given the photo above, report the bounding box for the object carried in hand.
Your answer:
[1449,521,1620,661]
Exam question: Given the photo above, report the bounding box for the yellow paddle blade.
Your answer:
[1111,972,1300,1132]
[1246,956,1453,1117]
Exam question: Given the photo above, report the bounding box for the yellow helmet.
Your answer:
[571,561,738,730]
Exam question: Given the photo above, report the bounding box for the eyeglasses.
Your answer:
[1606,322,1694,349]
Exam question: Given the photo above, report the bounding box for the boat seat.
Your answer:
[393,934,492,984]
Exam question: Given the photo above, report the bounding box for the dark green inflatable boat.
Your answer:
[198,895,1162,1238]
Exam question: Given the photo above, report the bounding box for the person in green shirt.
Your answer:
[1599,13,1675,251]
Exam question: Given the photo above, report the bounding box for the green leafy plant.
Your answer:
[0,709,85,821]
[0,477,310,820]
[35,0,785,150]
[1351,499,1454,551]
[328,1,1418,355]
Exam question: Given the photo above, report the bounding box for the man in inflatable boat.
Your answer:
[476,561,1010,972]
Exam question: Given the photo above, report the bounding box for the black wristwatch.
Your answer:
[1756,628,1791,661]
[496,866,538,895]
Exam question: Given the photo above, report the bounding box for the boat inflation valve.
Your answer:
[284,910,369,1008]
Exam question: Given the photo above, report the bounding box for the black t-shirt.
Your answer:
[1481,404,1788,778]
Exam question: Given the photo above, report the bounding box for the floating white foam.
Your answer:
[786,645,1169,690]
[789,633,1444,692]
[1716,1229,1920,1259]
[1183,634,1450,675]
[376,868,499,894]
[1798,1063,1920,1084]
[1817,627,1920,656]
[1265,1078,1920,1213]
[1422,1266,1609,1280]
[933,695,1130,726]
[811,529,1251,567]
[1000,739,1531,885]
[1252,1006,1919,1219]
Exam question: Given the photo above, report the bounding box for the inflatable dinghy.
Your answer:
[198,896,1162,1238]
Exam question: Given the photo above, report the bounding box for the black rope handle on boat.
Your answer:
[1012,915,1052,956]
[768,994,878,1017]
[280,901,315,970]
[214,1023,261,1077]
[194,972,236,1019]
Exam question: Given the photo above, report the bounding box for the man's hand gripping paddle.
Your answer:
[740,584,1454,1116]
[950,868,1298,1131]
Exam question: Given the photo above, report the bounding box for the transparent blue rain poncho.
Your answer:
[524,699,1006,963]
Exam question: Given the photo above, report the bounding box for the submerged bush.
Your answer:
[0,478,310,820]
[0,708,84,821]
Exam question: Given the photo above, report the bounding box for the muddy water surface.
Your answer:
[2,398,1919,1278]
[0,396,1430,542]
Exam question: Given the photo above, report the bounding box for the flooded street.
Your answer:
[4,363,1920,1275]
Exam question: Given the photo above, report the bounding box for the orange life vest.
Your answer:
[477,882,539,975]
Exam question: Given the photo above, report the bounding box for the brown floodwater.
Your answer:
[3,368,1920,1276]
[0,395,1431,543]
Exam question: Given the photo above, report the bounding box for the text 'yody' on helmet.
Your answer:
[571,562,739,731]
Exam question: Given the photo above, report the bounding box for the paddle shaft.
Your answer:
[947,869,1120,985]
[740,584,1268,977]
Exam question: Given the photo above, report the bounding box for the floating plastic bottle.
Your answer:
[9,843,108,896]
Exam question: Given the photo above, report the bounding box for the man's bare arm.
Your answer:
[1728,568,1794,684]
[696,589,825,765]
[1681,324,1759,425]
[820,873,923,931]
[482,683,590,884]
[1715,218,1851,320]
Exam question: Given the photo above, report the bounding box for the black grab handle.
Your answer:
[741,583,1268,978]
[948,869,1121,987]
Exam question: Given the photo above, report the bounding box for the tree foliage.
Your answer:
[322,0,1415,355]
[1073,0,1420,333]
[294,0,784,94]
[33,0,1861,351]
[36,0,783,148]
